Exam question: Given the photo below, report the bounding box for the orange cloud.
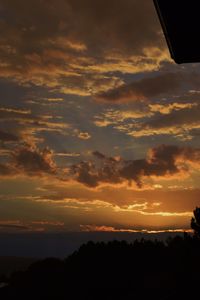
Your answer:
[94,108,152,128]
[31,220,64,226]
[80,224,192,233]
[149,103,197,115]
[77,132,91,140]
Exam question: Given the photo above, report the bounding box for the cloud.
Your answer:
[0,129,19,142]
[0,0,161,55]
[13,146,56,176]
[0,105,71,147]
[94,108,151,128]
[130,103,200,139]
[95,71,200,103]
[0,163,15,176]
[0,222,30,230]
[0,0,167,94]
[0,145,57,178]
[72,129,92,140]
[138,211,192,217]
[71,162,100,188]
[80,224,191,233]
[77,132,91,140]
[0,107,31,114]
[54,152,80,158]
[71,153,122,187]
[31,220,64,226]
[2,143,200,190]
[0,220,37,232]
[93,151,106,160]
[71,145,200,188]
[146,104,200,128]
[0,220,64,232]
[109,101,200,140]
[149,103,197,115]
[94,102,196,134]
[114,203,192,217]
[0,149,11,157]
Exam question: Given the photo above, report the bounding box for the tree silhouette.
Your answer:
[191,207,200,236]
[1,235,200,300]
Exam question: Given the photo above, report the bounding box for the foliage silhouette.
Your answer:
[0,232,200,299]
[191,207,200,236]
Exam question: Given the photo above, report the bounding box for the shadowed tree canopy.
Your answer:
[1,232,200,300]
[191,207,200,236]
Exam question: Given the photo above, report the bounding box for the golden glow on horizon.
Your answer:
[80,225,192,234]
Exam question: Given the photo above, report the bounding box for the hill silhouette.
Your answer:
[1,208,199,299]
[0,256,37,277]
[0,233,200,299]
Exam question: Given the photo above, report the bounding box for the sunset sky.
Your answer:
[0,0,200,234]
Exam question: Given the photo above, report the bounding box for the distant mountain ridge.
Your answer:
[0,231,187,258]
[0,257,37,277]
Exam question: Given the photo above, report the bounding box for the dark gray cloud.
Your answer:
[0,163,15,176]
[92,151,106,160]
[127,103,200,139]
[66,0,161,54]
[1,0,161,55]
[0,223,30,230]
[0,129,19,142]
[71,153,122,187]
[71,145,200,187]
[92,151,119,162]
[0,105,70,150]
[0,0,165,94]
[96,72,200,103]
[13,147,56,176]
[0,146,57,177]
[145,103,200,129]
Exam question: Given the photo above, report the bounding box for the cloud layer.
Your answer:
[0,0,166,94]
[71,145,200,188]
[0,146,56,177]
[96,72,200,103]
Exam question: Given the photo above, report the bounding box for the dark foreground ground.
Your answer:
[0,234,199,299]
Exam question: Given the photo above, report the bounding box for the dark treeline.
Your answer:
[1,208,200,299]
[1,233,200,299]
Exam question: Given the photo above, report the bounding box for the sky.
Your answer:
[0,0,200,235]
